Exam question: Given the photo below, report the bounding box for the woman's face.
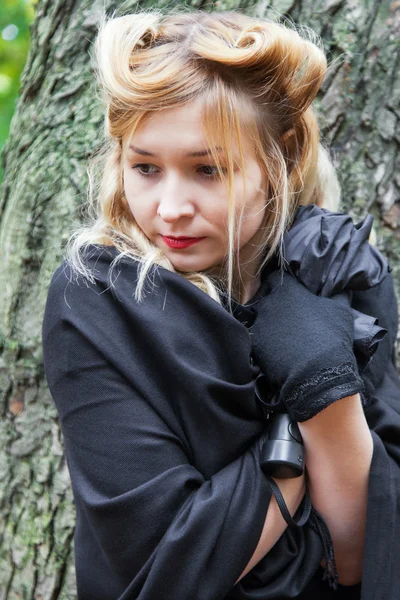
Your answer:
[122,100,268,274]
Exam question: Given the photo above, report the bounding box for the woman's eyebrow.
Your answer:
[128,144,224,158]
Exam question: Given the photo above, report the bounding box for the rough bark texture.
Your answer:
[0,0,399,596]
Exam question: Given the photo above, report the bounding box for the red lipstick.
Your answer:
[162,236,205,249]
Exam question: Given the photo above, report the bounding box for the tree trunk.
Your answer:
[0,0,398,596]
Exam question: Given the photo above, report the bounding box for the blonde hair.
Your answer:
[64,6,345,309]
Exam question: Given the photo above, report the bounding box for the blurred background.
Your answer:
[0,0,36,184]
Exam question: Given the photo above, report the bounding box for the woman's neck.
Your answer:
[232,272,262,305]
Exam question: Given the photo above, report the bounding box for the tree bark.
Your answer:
[0,0,398,596]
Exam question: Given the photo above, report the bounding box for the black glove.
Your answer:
[281,204,390,380]
[250,269,365,422]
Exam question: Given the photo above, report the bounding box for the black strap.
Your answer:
[264,471,312,528]
[264,470,339,590]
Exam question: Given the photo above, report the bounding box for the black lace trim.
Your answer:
[285,362,365,422]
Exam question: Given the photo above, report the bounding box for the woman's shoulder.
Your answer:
[46,243,206,314]
[46,244,138,298]
[42,244,254,390]
[43,244,245,345]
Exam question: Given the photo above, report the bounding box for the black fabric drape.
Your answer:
[42,246,325,600]
[42,204,400,599]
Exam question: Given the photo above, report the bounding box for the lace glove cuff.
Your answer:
[284,361,365,422]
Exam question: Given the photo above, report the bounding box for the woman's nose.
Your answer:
[157,195,195,222]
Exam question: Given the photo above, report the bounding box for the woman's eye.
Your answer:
[131,164,158,177]
[198,165,228,178]
[131,164,227,179]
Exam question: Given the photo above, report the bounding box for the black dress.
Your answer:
[41,211,400,599]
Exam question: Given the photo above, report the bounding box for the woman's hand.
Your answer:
[250,269,365,422]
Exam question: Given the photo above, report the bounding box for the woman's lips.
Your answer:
[162,236,205,249]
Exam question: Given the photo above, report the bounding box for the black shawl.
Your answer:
[41,205,400,600]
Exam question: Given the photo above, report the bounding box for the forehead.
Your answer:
[127,108,211,154]
[125,101,253,159]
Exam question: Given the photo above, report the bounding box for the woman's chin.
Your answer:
[165,252,222,274]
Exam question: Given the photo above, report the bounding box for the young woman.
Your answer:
[41,8,400,599]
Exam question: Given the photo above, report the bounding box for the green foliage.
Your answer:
[0,0,36,185]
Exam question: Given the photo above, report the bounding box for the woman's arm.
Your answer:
[235,474,306,584]
[298,393,374,585]
[237,390,373,587]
